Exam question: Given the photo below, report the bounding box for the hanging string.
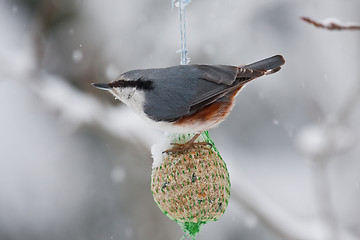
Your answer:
[173,0,191,65]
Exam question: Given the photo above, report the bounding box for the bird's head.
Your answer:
[92,70,153,111]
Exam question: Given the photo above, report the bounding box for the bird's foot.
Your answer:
[163,133,212,154]
[163,141,213,154]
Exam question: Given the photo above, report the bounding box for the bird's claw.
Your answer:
[163,141,212,154]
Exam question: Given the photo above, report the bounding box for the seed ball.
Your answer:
[151,145,230,224]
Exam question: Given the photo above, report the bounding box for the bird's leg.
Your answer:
[163,133,212,153]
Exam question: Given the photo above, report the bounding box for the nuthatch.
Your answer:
[93,55,285,152]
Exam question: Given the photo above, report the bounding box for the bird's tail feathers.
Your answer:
[244,55,285,75]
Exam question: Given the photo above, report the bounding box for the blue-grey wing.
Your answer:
[141,55,285,121]
[142,65,260,121]
[190,65,264,107]
[188,55,285,115]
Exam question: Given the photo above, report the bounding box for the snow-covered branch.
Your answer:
[301,17,360,31]
[32,73,161,150]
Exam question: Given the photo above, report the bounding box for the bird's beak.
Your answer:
[91,83,111,90]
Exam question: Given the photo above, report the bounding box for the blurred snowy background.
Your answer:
[1,0,360,239]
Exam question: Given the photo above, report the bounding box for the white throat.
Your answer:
[110,87,145,116]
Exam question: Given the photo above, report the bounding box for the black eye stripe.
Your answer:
[109,78,153,90]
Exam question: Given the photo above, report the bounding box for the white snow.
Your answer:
[295,124,356,157]
[151,139,170,168]
[295,125,330,157]
[1,0,360,239]
[151,132,203,168]
[72,49,83,63]
[320,17,360,27]
[273,119,280,126]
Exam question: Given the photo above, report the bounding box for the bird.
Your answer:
[92,55,285,152]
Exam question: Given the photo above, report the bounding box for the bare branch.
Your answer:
[300,17,360,31]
